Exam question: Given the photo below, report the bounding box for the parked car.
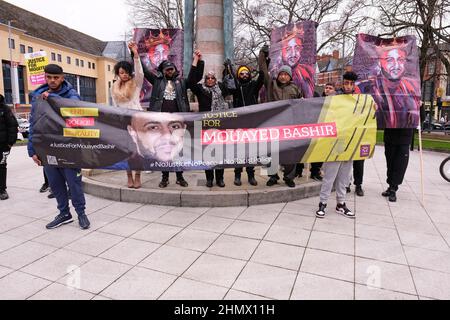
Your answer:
[422,120,443,131]
[16,117,30,139]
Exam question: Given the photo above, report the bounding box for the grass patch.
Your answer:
[377,131,450,152]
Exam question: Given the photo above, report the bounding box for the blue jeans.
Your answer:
[44,166,86,216]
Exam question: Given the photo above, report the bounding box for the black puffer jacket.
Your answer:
[0,100,18,147]
[138,56,204,112]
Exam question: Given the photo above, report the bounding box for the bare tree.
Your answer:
[375,0,450,82]
[127,0,186,29]
[233,0,372,63]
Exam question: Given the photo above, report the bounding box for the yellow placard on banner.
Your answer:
[63,129,100,139]
[24,51,48,85]
[61,108,99,117]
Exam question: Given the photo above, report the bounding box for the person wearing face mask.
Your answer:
[223,57,265,187]
[190,68,230,188]
[135,50,204,188]
[112,41,144,189]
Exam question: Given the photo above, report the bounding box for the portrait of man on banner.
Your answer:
[353,34,421,129]
[133,29,184,105]
[269,21,316,98]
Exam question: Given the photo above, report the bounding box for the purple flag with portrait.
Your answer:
[133,28,184,105]
[353,34,421,129]
[269,21,317,98]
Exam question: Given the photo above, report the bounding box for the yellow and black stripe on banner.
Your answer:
[302,94,377,163]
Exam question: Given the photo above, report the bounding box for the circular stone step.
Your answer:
[82,169,321,207]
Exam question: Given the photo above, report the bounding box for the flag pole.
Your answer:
[418,125,425,207]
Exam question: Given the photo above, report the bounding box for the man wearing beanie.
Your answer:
[338,71,365,197]
[137,50,204,188]
[28,64,91,230]
[223,58,265,187]
[259,47,303,188]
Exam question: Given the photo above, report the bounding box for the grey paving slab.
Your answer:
[0,241,57,270]
[0,271,51,300]
[98,217,149,238]
[355,258,417,295]
[251,241,304,271]
[101,267,176,300]
[131,223,182,244]
[139,245,202,276]
[273,213,315,231]
[160,278,228,300]
[411,267,450,300]
[355,284,418,300]
[65,231,125,257]
[184,253,246,288]
[308,231,355,256]
[206,235,260,261]
[356,238,408,265]
[264,225,310,247]
[28,283,95,300]
[291,273,354,300]
[167,229,220,252]
[233,262,297,300]
[300,249,354,283]
[224,220,271,240]
[188,215,234,234]
[224,290,271,300]
[99,238,160,266]
[22,249,92,281]
[57,258,132,295]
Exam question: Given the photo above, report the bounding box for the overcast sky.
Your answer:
[5,0,132,41]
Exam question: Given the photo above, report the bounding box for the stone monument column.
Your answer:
[196,0,225,79]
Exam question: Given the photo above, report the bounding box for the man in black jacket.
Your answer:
[0,94,18,200]
[139,50,204,188]
[224,59,265,187]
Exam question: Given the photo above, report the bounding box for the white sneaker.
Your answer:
[316,203,327,218]
[336,203,355,219]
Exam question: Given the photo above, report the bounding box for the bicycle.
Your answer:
[440,156,450,182]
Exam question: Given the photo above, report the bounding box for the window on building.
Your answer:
[108,65,111,72]
[57,54,62,62]
[81,60,84,67]
[20,45,26,54]
[67,56,71,64]
[8,38,15,49]
[92,63,96,70]
[88,62,91,69]
[76,58,80,66]
[2,61,26,104]
[51,53,56,61]
[28,46,33,53]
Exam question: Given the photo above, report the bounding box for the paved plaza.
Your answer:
[0,145,449,300]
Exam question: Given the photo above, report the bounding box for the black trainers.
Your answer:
[248,177,258,186]
[336,203,355,219]
[176,179,189,188]
[355,185,365,197]
[389,191,397,203]
[0,191,9,201]
[39,184,49,193]
[382,189,391,197]
[234,176,242,186]
[316,203,327,218]
[206,180,213,188]
[284,178,296,188]
[216,180,225,188]
[159,179,169,188]
[48,190,56,199]
[78,214,91,230]
[266,177,278,187]
[46,213,73,230]
[311,175,323,182]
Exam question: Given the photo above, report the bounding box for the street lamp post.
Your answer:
[7,20,19,112]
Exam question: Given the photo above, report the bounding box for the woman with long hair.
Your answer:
[111,42,144,189]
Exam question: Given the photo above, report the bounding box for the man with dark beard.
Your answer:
[223,58,265,187]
